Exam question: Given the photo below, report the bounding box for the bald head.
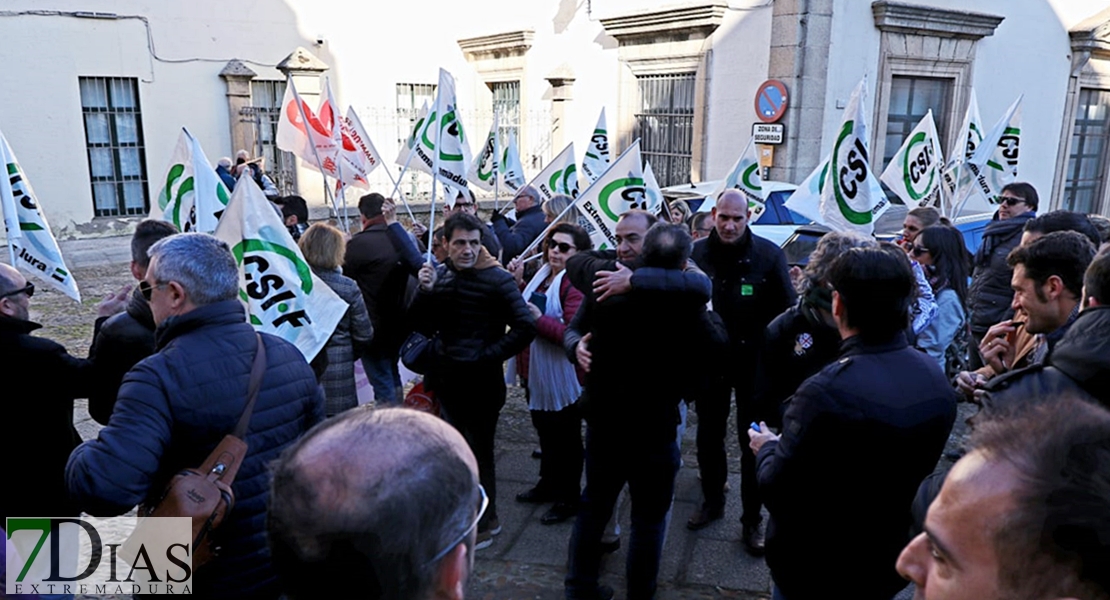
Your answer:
[269,407,480,600]
[0,263,31,321]
[712,189,751,244]
[0,263,22,292]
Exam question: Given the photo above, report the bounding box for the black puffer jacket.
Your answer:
[982,306,1110,410]
[409,250,536,369]
[967,211,1035,334]
[753,302,841,427]
[87,285,155,424]
[690,228,796,377]
[67,300,325,599]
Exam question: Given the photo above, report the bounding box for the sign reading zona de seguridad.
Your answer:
[753,123,785,145]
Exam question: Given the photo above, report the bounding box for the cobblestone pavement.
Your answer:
[39,234,968,599]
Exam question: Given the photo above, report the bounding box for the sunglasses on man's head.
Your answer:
[546,241,577,253]
[999,195,1026,207]
[0,282,34,299]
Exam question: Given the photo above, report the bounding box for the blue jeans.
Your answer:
[566,427,681,600]
[362,353,402,406]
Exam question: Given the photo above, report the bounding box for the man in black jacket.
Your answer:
[749,248,956,600]
[685,190,796,553]
[87,218,178,424]
[411,212,536,550]
[490,185,546,261]
[345,193,413,405]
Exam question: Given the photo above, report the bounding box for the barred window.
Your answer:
[1062,88,1110,214]
[634,73,695,188]
[79,77,149,216]
[396,83,437,145]
[490,81,520,147]
[249,80,294,193]
[884,75,951,168]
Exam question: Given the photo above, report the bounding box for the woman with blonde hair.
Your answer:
[542,194,579,225]
[298,222,375,416]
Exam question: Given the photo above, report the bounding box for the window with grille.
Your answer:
[634,73,695,188]
[396,83,437,146]
[79,77,149,216]
[883,76,951,168]
[249,80,294,193]
[490,81,520,147]
[1062,88,1110,214]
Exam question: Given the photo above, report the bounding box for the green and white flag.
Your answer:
[0,129,80,301]
[408,69,472,193]
[573,140,646,251]
[942,90,983,194]
[581,108,610,185]
[955,95,1023,215]
[214,176,347,361]
[500,131,526,193]
[706,136,766,221]
[819,78,890,235]
[532,143,579,200]
[150,128,230,233]
[468,114,499,192]
[394,100,430,171]
[880,110,944,208]
[643,161,665,216]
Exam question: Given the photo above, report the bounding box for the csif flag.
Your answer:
[394,100,430,171]
[500,131,526,193]
[149,128,230,234]
[214,175,347,361]
[941,89,984,195]
[581,108,610,185]
[407,69,472,193]
[572,140,647,251]
[880,110,944,208]
[786,153,888,228]
[530,143,579,200]
[708,136,766,221]
[468,114,499,192]
[955,95,1023,214]
[642,161,665,217]
[819,77,890,235]
[0,129,81,301]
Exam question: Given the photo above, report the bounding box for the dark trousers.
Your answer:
[531,403,584,504]
[695,380,762,525]
[566,426,680,600]
[435,365,506,531]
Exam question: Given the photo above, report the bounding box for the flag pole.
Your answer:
[493,111,501,213]
[379,162,417,222]
[427,92,445,265]
[288,76,338,220]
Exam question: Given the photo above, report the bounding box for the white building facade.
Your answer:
[1,0,1108,237]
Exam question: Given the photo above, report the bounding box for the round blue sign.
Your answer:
[755,80,789,123]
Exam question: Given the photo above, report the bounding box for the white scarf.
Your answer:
[523,264,581,411]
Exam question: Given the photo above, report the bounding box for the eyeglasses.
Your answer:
[545,241,577,253]
[139,280,168,301]
[910,245,931,257]
[427,484,489,565]
[999,195,1026,207]
[0,282,34,299]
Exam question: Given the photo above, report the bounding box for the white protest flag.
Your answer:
[275,79,339,175]
[530,143,580,201]
[880,110,945,208]
[315,77,344,180]
[340,107,384,190]
[468,114,499,192]
[784,156,830,223]
[954,96,1023,216]
[942,90,984,193]
[819,77,890,235]
[0,130,80,301]
[642,161,665,216]
[408,69,472,193]
[394,100,430,172]
[500,131,526,193]
[214,176,347,361]
[149,128,230,233]
[581,108,610,185]
[706,136,766,221]
[572,140,646,251]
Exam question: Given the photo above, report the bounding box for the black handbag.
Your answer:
[400,331,434,374]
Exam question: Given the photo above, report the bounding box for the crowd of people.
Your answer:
[2,180,1109,600]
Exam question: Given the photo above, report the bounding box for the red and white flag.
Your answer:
[275,79,339,175]
[338,107,384,189]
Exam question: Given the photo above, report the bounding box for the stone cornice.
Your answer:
[219,59,257,79]
[276,47,329,74]
[600,2,727,44]
[1069,7,1110,57]
[872,1,1003,40]
[458,30,534,60]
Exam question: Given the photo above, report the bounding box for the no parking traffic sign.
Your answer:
[755,80,789,123]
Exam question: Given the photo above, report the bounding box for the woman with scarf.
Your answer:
[911,225,972,372]
[507,223,590,525]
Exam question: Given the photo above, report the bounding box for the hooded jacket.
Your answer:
[967,211,1035,334]
[87,285,156,424]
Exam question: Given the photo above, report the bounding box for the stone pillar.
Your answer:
[219,60,257,159]
[767,0,833,183]
[276,47,330,208]
[545,65,575,153]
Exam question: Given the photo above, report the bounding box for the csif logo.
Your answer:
[6,516,193,596]
[901,132,936,202]
[831,120,874,225]
[232,239,314,329]
[597,176,648,221]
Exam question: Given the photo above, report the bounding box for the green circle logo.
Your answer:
[598,177,647,221]
[831,121,874,225]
